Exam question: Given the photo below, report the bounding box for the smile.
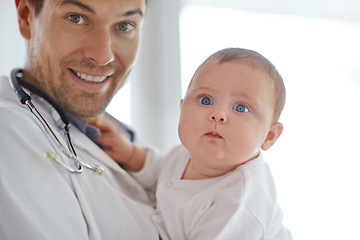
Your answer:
[73,70,108,83]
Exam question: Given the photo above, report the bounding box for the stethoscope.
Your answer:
[9,68,104,175]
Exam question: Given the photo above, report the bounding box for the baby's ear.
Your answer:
[261,122,283,151]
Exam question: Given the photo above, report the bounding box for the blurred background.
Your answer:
[1,0,360,239]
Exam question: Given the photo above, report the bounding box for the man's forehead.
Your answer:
[54,0,146,15]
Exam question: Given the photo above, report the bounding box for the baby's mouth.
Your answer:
[205,131,223,139]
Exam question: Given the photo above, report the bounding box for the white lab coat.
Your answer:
[0,75,159,239]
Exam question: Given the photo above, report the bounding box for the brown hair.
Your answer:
[200,48,286,122]
[28,0,43,16]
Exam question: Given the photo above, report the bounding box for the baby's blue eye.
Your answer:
[234,104,249,113]
[200,96,212,105]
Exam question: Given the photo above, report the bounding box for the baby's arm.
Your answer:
[98,123,147,172]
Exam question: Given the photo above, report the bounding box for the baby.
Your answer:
[99,48,292,239]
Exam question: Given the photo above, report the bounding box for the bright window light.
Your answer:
[180,5,360,240]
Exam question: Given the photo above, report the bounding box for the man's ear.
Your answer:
[180,99,184,109]
[16,0,32,39]
[261,122,283,151]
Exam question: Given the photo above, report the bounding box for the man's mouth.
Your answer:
[72,70,108,83]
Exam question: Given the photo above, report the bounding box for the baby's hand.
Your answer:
[98,123,133,165]
[97,120,147,172]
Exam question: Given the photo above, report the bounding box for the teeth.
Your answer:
[76,71,107,82]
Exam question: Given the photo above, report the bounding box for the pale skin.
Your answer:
[99,58,283,178]
[16,0,146,123]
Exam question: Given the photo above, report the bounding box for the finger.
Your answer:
[97,124,113,133]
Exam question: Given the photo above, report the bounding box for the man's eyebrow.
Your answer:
[58,1,143,17]
[124,9,144,17]
[59,0,95,14]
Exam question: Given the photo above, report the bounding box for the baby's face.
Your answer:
[178,60,277,172]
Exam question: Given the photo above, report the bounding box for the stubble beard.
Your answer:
[29,56,115,118]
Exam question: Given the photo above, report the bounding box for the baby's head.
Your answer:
[178,48,286,174]
[188,48,286,123]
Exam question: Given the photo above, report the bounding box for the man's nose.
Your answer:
[83,30,115,66]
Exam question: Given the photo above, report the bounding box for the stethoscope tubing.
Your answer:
[9,68,104,175]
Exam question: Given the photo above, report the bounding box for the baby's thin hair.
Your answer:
[205,48,286,122]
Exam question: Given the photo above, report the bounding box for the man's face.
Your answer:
[23,0,146,117]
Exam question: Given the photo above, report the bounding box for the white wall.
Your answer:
[182,0,360,21]
[0,2,26,76]
[130,0,183,150]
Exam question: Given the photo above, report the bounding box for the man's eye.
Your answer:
[199,96,213,105]
[234,104,249,113]
[68,14,85,24]
[117,22,134,32]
